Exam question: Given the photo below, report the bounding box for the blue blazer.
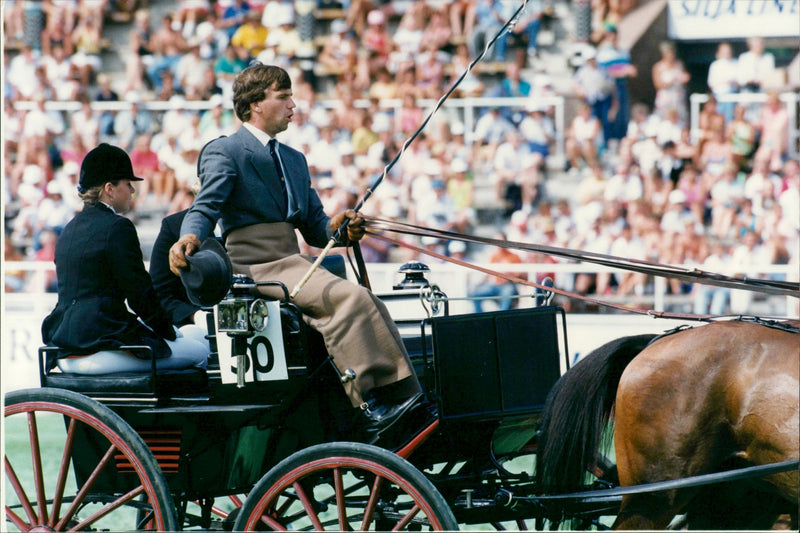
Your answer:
[182,127,331,247]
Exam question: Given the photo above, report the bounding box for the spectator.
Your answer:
[473,106,516,168]
[706,41,738,121]
[369,66,399,100]
[175,0,211,40]
[415,42,447,99]
[71,11,104,86]
[94,73,120,138]
[362,9,392,76]
[147,15,187,91]
[129,132,160,204]
[448,0,477,40]
[175,38,211,94]
[41,3,75,57]
[675,165,706,208]
[199,94,237,143]
[392,9,425,62]
[596,27,637,142]
[449,43,486,97]
[573,47,616,146]
[417,177,460,235]
[4,1,26,47]
[698,117,732,185]
[692,240,730,315]
[114,92,155,151]
[447,157,474,213]
[345,0,373,37]
[7,44,41,100]
[737,36,775,93]
[743,155,781,216]
[42,43,80,101]
[493,130,539,212]
[155,67,182,101]
[709,163,745,239]
[652,40,689,124]
[213,44,249,95]
[696,94,724,155]
[469,232,524,312]
[565,102,602,173]
[727,103,757,171]
[608,223,647,296]
[318,19,358,77]
[70,96,101,150]
[755,92,790,172]
[231,10,269,58]
[4,233,28,292]
[421,6,452,52]
[729,230,771,313]
[488,60,531,103]
[218,0,250,40]
[467,0,506,61]
[33,228,59,292]
[125,9,155,93]
[605,161,643,206]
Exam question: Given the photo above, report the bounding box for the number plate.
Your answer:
[215,300,288,384]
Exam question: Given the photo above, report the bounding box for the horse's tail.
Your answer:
[536,333,657,494]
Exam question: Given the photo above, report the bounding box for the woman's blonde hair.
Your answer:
[79,183,117,205]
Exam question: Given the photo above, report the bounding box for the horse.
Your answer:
[536,318,799,530]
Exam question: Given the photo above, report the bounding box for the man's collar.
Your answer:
[243,122,274,147]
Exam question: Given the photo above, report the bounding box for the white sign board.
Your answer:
[668,0,800,40]
[215,300,288,384]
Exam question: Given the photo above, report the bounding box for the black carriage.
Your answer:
[5,258,627,532]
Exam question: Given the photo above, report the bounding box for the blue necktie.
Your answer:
[268,139,288,217]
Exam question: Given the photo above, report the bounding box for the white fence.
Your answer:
[13,95,567,161]
[3,260,795,393]
[6,259,795,315]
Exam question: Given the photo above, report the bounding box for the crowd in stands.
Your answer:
[3,1,798,316]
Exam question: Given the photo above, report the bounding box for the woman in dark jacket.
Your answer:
[42,143,207,373]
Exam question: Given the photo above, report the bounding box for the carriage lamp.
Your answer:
[393,261,431,290]
[217,298,251,333]
[248,298,270,332]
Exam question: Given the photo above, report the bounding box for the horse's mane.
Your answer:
[536,333,657,494]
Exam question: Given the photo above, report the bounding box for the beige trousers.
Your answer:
[226,223,420,406]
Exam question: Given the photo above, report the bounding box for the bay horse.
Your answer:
[536,318,799,529]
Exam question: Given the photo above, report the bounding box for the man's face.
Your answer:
[253,85,295,136]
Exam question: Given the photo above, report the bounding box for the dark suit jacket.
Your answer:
[150,209,201,326]
[42,203,175,367]
[181,127,331,246]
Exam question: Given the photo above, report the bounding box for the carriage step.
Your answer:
[138,403,281,414]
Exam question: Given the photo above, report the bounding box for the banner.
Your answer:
[668,0,800,40]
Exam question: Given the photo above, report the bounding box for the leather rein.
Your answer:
[359,215,800,321]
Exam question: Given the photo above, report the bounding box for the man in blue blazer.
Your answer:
[168,63,423,440]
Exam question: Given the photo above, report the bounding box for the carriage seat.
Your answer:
[39,346,208,397]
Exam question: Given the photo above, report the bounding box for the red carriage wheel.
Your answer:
[4,388,178,532]
[234,442,458,531]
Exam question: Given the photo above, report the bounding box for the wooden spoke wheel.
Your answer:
[4,388,178,531]
[234,442,458,531]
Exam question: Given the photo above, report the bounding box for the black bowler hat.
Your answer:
[78,143,142,193]
[180,238,233,307]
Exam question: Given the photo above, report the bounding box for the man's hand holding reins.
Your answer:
[331,209,365,242]
[169,233,202,275]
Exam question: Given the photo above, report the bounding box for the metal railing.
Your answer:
[6,260,794,316]
[12,96,566,161]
